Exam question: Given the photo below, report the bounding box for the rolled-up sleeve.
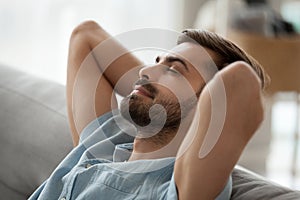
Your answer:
[161,174,232,200]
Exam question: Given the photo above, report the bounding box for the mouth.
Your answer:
[131,85,154,99]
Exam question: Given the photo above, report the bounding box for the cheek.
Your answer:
[187,72,206,96]
[155,77,197,102]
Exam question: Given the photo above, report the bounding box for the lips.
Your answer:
[132,85,154,99]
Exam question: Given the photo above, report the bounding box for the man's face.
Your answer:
[120,42,217,135]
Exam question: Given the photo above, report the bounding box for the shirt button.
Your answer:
[85,163,92,168]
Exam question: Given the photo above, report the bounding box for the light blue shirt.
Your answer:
[29,111,232,200]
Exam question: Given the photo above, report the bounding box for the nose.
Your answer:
[138,64,163,82]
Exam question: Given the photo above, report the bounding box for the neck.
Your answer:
[128,131,176,161]
[128,109,196,161]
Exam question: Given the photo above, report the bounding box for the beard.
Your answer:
[120,79,198,143]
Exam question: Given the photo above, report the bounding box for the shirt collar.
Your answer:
[113,143,133,162]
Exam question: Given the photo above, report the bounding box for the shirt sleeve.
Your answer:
[163,173,179,200]
[162,174,232,200]
[79,111,113,143]
[216,175,232,200]
[28,180,47,200]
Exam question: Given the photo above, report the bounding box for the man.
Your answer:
[29,21,268,200]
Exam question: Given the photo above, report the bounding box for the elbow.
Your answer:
[71,20,101,38]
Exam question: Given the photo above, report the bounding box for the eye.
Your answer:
[166,66,180,75]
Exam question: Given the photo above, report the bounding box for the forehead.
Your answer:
[165,42,214,67]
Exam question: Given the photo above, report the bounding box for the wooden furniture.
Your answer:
[227,30,300,94]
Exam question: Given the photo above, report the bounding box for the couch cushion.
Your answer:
[232,166,300,199]
[0,64,73,199]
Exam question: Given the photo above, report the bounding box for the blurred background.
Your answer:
[0,0,299,189]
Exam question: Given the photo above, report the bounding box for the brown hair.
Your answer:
[177,29,270,90]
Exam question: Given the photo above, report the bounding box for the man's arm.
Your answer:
[174,62,264,199]
[67,21,143,145]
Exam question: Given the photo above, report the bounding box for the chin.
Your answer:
[120,94,152,126]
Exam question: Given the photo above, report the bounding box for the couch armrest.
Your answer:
[0,64,73,199]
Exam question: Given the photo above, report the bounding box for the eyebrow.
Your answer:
[157,55,189,72]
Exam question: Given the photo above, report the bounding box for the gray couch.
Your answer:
[0,64,299,199]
